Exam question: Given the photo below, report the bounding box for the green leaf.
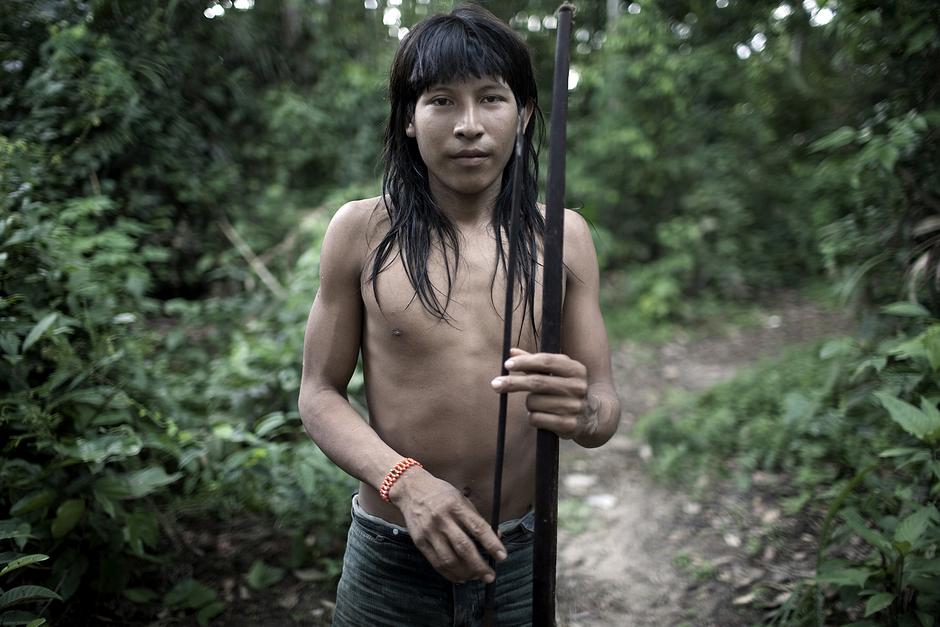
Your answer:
[924,326,940,371]
[0,611,43,627]
[815,566,871,587]
[51,500,84,539]
[881,302,932,318]
[811,126,857,152]
[864,592,895,616]
[57,427,143,464]
[921,399,940,441]
[246,560,285,590]
[92,489,117,518]
[123,588,158,603]
[896,506,938,546]
[880,447,921,458]
[906,27,935,55]
[841,508,892,553]
[9,490,55,517]
[889,335,929,361]
[819,337,856,359]
[163,579,216,610]
[0,586,62,609]
[875,392,940,442]
[0,521,31,543]
[254,412,287,437]
[0,552,22,565]
[122,511,158,554]
[853,356,887,380]
[21,313,57,352]
[94,467,182,500]
[893,539,913,555]
[196,600,225,626]
[0,555,48,577]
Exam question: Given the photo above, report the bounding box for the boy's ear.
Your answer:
[523,100,534,130]
[406,120,416,138]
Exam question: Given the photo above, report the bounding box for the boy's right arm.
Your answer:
[297,201,403,491]
[297,201,505,583]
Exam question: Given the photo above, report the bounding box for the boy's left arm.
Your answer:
[491,210,621,448]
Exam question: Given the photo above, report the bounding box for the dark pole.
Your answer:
[534,4,574,626]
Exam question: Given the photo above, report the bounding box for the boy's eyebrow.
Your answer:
[478,81,511,91]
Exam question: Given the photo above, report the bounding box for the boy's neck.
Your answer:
[428,178,501,230]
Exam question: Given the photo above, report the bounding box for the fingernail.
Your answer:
[491,378,503,389]
[505,359,515,369]
[484,573,495,584]
[497,550,507,561]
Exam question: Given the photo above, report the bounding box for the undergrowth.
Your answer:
[636,306,940,624]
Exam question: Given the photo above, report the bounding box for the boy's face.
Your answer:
[407,76,531,202]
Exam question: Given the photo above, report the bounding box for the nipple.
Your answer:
[391,328,402,337]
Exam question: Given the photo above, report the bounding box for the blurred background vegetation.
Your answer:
[1,0,937,624]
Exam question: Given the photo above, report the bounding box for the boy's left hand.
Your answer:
[490,347,597,440]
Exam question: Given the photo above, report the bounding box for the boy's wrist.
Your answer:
[387,463,429,505]
[379,457,423,502]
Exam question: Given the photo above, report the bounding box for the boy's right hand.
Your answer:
[389,467,507,584]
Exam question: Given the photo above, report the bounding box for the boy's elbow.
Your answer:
[298,378,353,433]
[297,383,330,440]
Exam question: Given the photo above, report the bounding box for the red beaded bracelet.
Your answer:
[379,457,423,503]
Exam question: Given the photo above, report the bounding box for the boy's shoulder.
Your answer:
[330,195,386,228]
[326,195,390,246]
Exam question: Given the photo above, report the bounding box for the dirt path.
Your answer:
[555,297,851,626]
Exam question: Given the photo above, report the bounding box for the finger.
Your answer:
[456,507,507,565]
[525,393,586,414]
[442,522,496,582]
[423,532,466,583]
[528,411,581,438]
[508,347,530,357]
[504,352,586,378]
[492,374,588,397]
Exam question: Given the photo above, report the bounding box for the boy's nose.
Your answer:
[454,105,484,139]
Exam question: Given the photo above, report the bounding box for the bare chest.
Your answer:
[361,241,543,354]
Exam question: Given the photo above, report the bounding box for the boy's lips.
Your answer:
[451,149,489,165]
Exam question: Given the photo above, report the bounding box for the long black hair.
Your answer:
[370,4,545,331]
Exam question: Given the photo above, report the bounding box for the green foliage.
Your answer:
[568,0,836,321]
[636,345,834,486]
[3,2,376,621]
[0,552,57,627]
[640,310,940,622]
[163,578,225,626]
[3,0,939,622]
[0,182,354,620]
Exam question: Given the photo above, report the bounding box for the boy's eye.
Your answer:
[430,97,451,106]
[482,95,506,104]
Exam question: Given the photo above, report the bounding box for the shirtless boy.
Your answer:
[298,5,620,626]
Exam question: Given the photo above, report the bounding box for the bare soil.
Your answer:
[555,295,851,626]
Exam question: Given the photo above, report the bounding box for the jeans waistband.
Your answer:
[351,494,535,539]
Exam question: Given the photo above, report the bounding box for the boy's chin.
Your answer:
[436,174,504,198]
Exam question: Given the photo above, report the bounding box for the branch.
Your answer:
[217,216,287,299]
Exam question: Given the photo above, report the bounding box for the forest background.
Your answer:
[1,0,938,625]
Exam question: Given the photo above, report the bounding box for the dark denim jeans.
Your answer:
[332,495,534,627]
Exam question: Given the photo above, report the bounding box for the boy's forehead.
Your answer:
[422,75,511,92]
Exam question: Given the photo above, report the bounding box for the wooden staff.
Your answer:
[534,4,574,625]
